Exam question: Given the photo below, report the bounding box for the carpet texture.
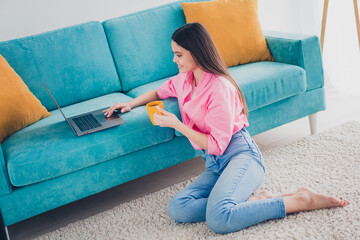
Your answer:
[36,121,360,240]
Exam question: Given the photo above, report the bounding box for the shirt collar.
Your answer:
[186,71,214,92]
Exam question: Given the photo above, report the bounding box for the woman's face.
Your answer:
[171,40,198,73]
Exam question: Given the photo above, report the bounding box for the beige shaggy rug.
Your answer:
[36,121,360,240]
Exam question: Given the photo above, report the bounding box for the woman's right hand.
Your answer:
[103,102,132,117]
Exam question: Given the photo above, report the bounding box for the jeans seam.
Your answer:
[225,159,252,210]
[280,197,286,217]
[240,131,259,156]
[241,131,264,171]
[251,139,262,156]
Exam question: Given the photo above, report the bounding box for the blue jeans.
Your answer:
[168,128,286,234]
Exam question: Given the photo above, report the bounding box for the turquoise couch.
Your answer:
[0,0,325,236]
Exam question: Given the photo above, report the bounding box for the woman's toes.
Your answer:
[340,200,350,206]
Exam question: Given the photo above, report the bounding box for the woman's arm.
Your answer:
[104,89,160,117]
[176,122,208,151]
[153,107,208,151]
[127,89,160,109]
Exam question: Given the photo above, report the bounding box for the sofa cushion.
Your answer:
[102,1,206,92]
[126,77,172,99]
[181,0,273,67]
[3,93,175,187]
[229,61,306,112]
[0,21,121,111]
[264,31,324,91]
[0,55,51,143]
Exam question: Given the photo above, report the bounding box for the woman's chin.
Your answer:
[179,68,189,73]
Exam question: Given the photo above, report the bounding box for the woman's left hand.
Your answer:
[153,106,181,129]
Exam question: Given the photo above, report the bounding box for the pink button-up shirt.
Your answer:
[157,71,249,156]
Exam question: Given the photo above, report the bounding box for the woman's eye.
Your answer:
[177,55,182,58]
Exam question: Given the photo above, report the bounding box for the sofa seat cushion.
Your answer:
[3,93,175,187]
[229,61,306,112]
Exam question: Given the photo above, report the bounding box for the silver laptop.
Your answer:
[42,81,125,136]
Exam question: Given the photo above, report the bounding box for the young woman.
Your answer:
[104,23,349,234]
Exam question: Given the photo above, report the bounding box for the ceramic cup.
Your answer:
[146,101,164,125]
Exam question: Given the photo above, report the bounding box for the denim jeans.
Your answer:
[168,128,286,234]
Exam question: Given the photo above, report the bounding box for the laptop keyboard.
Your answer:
[73,114,102,132]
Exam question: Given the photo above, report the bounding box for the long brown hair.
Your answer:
[172,22,248,116]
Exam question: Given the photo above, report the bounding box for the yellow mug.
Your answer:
[146,101,164,125]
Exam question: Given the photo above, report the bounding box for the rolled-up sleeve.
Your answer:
[157,76,177,99]
[205,85,235,156]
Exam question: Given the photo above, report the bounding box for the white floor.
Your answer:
[7,87,360,240]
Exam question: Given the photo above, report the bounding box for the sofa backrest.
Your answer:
[0,21,121,111]
[102,0,205,92]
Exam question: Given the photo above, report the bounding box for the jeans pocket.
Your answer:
[250,139,262,156]
[241,133,258,154]
[250,139,266,172]
[203,154,218,172]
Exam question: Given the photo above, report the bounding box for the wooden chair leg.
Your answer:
[320,0,329,53]
[354,0,360,49]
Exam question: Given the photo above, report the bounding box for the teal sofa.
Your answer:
[0,0,325,237]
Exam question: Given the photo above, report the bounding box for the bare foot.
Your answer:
[284,187,350,214]
[248,190,276,201]
[299,187,349,210]
[248,191,295,201]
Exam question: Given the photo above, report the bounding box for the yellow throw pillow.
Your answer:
[0,55,51,142]
[181,0,273,67]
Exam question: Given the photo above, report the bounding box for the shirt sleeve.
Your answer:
[157,76,178,99]
[205,84,236,156]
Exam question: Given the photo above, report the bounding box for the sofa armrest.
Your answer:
[264,31,324,91]
[0,145,12,198]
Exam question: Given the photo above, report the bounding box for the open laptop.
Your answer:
[42,81,125,136]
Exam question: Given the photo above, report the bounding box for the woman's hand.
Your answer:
[153,106,181,129]
[154,106,208,151]
[103,102,131,117]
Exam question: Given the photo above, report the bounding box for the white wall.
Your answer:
[0,0,316,42]
[259,0,321,35]
[0,0,178,41]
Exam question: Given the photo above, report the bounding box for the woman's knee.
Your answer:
[167,197,185,223]
[206,203,248,234]
[168,196,204,223]
[206,206,232,234]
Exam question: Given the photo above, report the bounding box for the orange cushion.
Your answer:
[0,55,51,142]
[181,0,273,67]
